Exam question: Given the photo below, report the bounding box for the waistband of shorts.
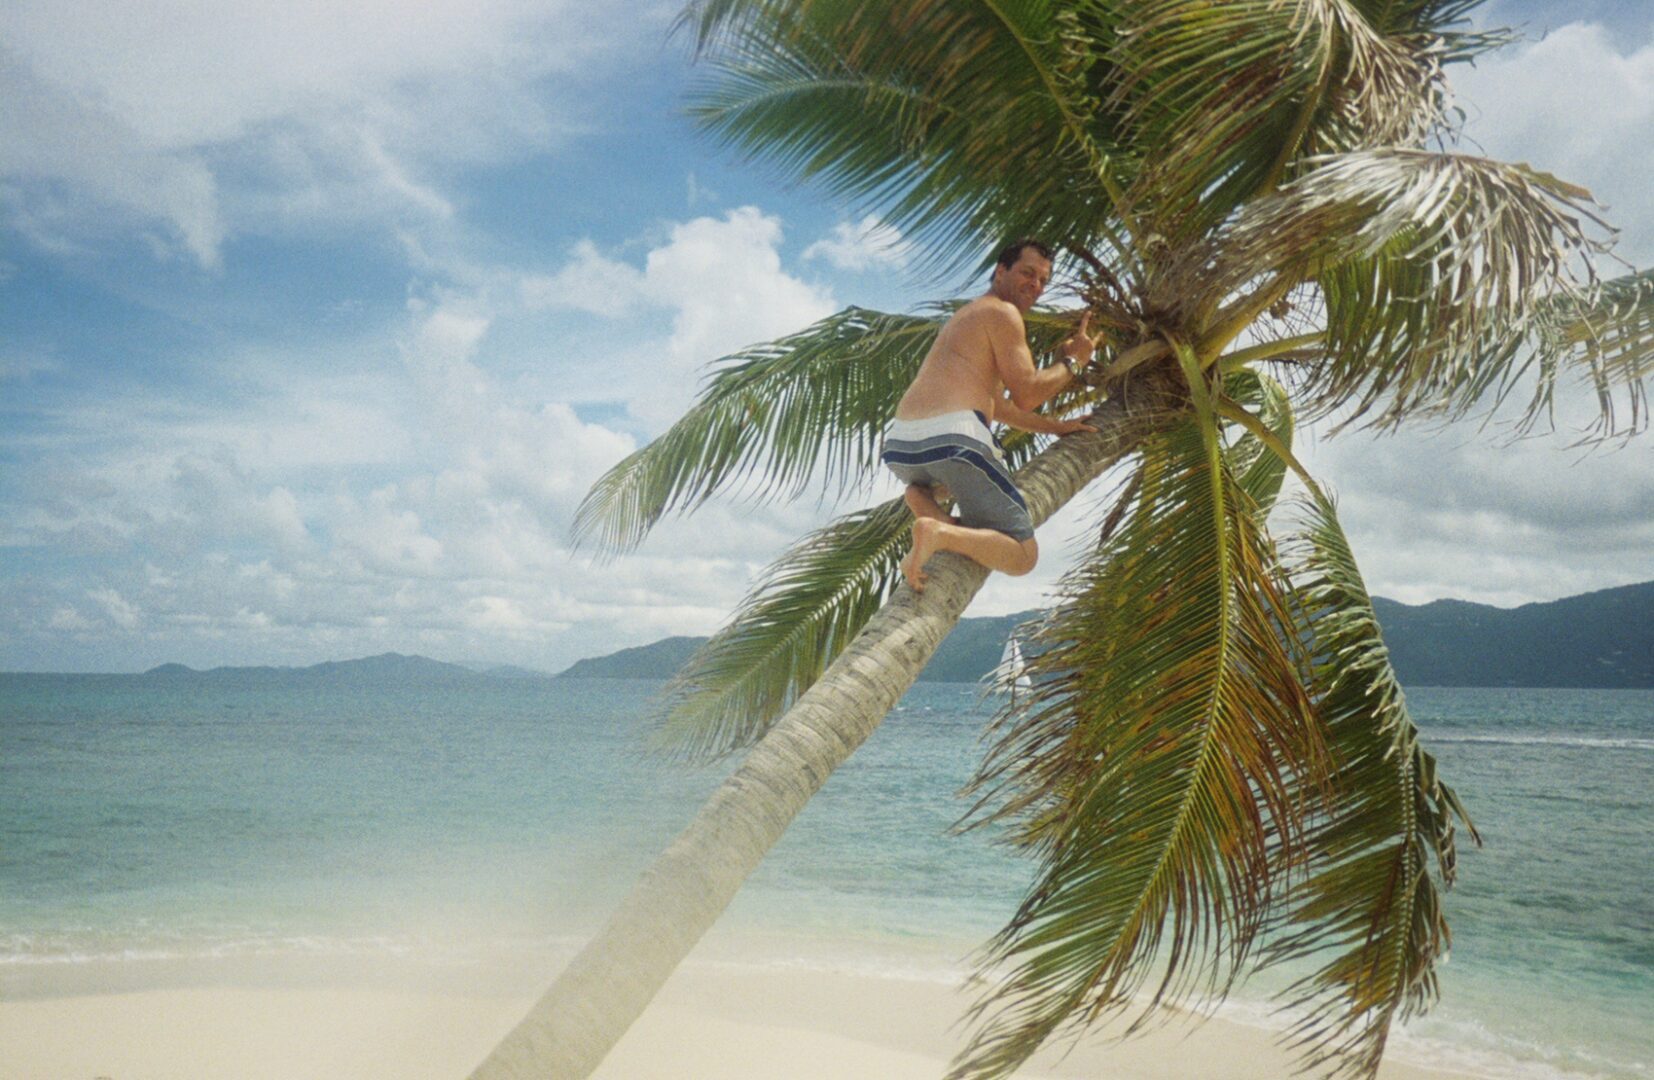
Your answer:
[884,410,995,447]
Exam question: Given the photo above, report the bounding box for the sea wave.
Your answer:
[1425,733,1654,751]
[1213,996,1643,1080]
[0,932,459,966]
[1387,1016,1649,1080]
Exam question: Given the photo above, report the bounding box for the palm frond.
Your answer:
[1265,492,1479,1079]
[572,306,940,552]
[653,498,910,762]
[950,414,1325,1080]
[683,0,1136,274]
[1341,0,1490,43]
[1222,369,1297,515]
[1101,0,1453,239]
[1531,267,1654,434]
[1211,149,1626,430]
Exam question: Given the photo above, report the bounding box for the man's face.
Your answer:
[993,250,1052,311]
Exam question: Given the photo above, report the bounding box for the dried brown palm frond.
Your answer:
[1197,149,1625,431]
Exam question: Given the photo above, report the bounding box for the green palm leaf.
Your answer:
[682,0,1134,272]
[653,497,911,762]
[572,306,940,551]
[1266,492,1479,1079]
[951,413,1325,1080]
[1223,368,1296,515]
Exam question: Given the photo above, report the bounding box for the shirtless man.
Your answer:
[881,238,1096,592]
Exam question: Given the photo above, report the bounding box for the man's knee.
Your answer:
[1008,537,1038,576]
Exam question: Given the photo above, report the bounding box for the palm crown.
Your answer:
[559,2,1653,1079]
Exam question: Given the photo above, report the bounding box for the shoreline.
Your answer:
[0,950,1494,1080]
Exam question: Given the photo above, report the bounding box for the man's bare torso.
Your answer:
[894,296,1019,424]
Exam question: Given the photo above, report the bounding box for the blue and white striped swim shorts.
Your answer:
[880,410,1034,541]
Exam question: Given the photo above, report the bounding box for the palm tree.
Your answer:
[469,2,1652,1078]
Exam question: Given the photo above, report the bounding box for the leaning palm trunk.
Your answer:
[468,391,1166,1079]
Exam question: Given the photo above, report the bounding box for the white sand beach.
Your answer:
[0,956,1484,1080]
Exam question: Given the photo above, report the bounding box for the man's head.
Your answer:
[990,238,1054,312]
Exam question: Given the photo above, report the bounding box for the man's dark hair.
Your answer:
[994,238,1054,272]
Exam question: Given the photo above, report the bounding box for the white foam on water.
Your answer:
[1387,1015,1648,1080]
[0,931,453,966]
[1426,733,1654,751]
[1203,993,1647,1080]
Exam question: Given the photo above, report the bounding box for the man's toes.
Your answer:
[900,550,920,590]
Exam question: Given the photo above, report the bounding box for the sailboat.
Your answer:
[997,635,1033,694]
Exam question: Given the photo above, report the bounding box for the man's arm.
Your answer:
[990,307,1095,410]
[995,396,1097,436]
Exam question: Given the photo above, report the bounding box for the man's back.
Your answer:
[894,296,1019,422]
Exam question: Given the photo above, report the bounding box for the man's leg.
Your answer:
[901,516,1037,591]
[902,483,952,523]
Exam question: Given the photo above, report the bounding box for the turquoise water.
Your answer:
[2,676,1650,1078]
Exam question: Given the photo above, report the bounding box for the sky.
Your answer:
[2,1,1651,673]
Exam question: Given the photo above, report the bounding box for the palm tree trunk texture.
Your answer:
[468,393,1162,1080]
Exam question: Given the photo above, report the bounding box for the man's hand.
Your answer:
[1060,310,1096,370]
[1053,416,1098,436]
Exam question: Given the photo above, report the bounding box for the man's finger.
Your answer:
[1078,310,1091,335]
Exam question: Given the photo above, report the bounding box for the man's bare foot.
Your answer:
[902,517,943,592]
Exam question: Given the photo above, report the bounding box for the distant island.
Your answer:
[19,580,1644,689]
[141,652,487,684]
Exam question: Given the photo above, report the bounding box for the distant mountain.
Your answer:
[1373,580,1654,688]
[554,582,1654,689]
[141,652,480,684]
[555,637,705,681]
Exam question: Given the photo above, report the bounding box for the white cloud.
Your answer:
[803,215,911,271]
[170,392,415,473]
[0,0,643,264]
[520,239,648,317]
[86,587,142,630]
[397,297,638,515]
[531,207,838,423]
[464,595,544,633]
[0,50,224,266]
[47,606,94,633]
[1453,22,1654,263]
[333,486,446,575]
[648,206,835,360]
[168,453,312,553]
[402,302,494,420]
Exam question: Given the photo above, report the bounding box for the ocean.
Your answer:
[2,675,1649,1079]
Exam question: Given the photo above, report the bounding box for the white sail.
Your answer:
[998,635,1033,692]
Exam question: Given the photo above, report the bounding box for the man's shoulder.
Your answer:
[954,295,1023,330]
